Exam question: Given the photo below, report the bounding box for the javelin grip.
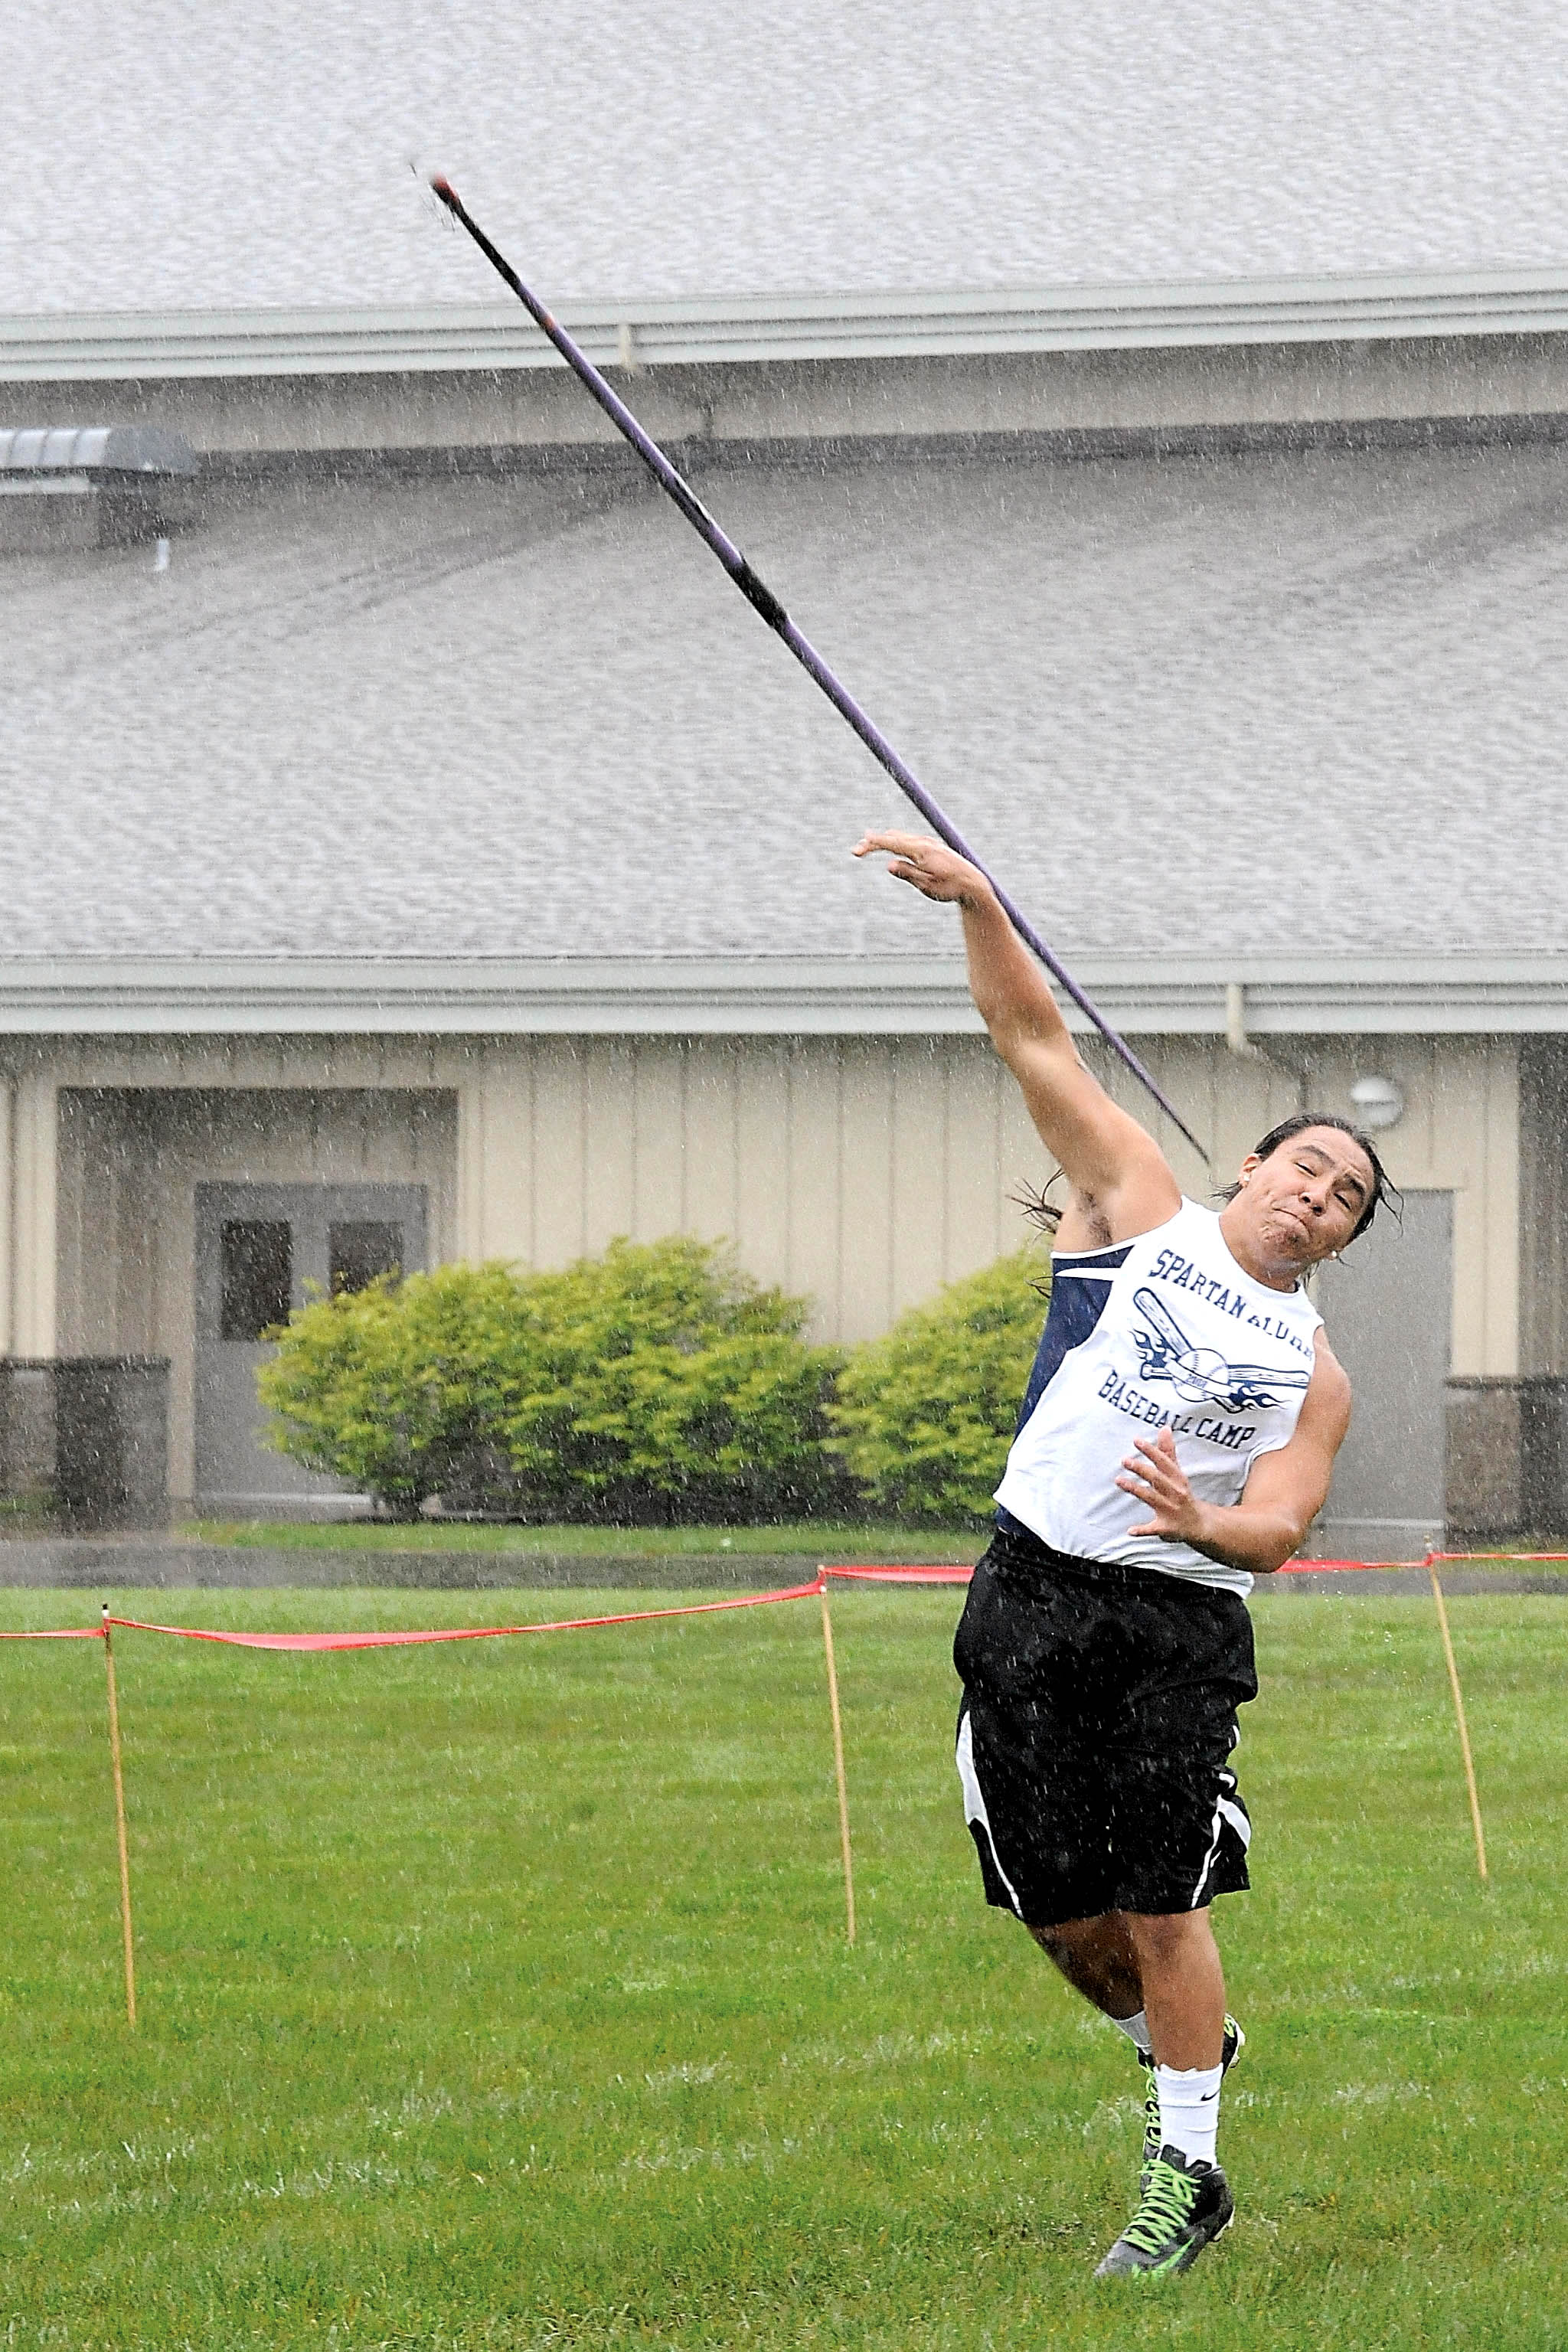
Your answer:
[733,558,790,635]
[427,178,1208,1165]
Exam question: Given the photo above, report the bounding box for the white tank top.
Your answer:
[993,1198,1324,1596]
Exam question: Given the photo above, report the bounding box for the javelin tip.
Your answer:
[429,175,460,211]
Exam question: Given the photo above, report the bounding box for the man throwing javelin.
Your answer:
[856,828,1394,2281]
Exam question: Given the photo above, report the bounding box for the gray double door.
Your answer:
[194,1181,427,1511]
[1310,1188,1452,1560]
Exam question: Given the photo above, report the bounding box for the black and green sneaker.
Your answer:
[1094,2148,1234,2279]
[1138,2014,1245,2186]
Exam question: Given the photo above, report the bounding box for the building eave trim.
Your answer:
[0,956,1565,1037]
[11,266,1568,381]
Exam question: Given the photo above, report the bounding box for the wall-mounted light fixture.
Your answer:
[1349,1074,1404,1132]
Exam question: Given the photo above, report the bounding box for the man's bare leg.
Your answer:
[1124,1910,1226,2071]
[1027,1913,1145,2020]
[1027,1909,1227,2070]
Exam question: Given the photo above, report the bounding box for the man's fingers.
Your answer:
[1116,1473,1164,1504]
[1122,1449,1178,1487]
[1130,1430,1178,1462]
[852,829,984,908]
[852,829,937,861]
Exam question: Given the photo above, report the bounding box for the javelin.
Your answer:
[429,177,1208,1163]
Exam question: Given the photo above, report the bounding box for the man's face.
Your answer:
[1226,1127,1377,1276]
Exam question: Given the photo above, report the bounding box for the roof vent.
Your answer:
[0,424,198,554]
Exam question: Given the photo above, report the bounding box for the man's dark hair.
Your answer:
[1216,1111,1400,1243]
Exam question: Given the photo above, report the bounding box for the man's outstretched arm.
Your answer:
[854,829,1180,1243]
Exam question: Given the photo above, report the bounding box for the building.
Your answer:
[5,5,1568,1548]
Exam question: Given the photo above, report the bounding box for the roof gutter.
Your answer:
[0,956,1564,1038]
[10,266,1568,381]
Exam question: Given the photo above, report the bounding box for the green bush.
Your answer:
[825,1246,1050,1524]
[257,1240,840,1523]
[495,1237,841,1523]
[256,1261,534,1518]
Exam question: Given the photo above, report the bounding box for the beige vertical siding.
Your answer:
[529,1041,588,1266]
[2,1067,59,1358]
[456,1036,1034,1338]
[782,1043,842,1312]
[452,1031,1521,1365]
[890,1046,947,1316]
[679,1041,740,1247]
[632,1042,685,1243]
[936,1046,995,1276]
[734,1043,792,1294]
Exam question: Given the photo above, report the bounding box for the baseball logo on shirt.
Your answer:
[1130,1289,1312,1413]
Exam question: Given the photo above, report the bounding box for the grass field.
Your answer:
[1,1584,1563,2349]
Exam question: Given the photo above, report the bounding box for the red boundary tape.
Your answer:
[0,1579,828,1648]
[0,1548,1561,1646]
[0,1625,108,1640]
[109,1578,827,1651]
[820,1564,973,1584]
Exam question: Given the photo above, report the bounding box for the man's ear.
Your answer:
[1234,1152,1263,1189]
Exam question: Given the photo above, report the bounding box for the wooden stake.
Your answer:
[818,1580,856,1945]
[1428,1563,1488,1881]
[102,1606,138,2027]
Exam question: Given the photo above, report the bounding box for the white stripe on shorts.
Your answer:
[1217,1793,1252,1850]
[1190,1803,1226,1909]
[1190,1779,1251,1907]
[956,1710,1024,1918]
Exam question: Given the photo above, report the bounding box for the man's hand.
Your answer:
[853,830,994,906]
[1117,1383,1346,1576]
[1117,1428,1204,1544]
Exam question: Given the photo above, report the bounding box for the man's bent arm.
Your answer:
[1118,1348,1354,1576]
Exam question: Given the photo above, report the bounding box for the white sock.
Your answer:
[1155,2062,1223,2167]
[1109,2009,1152,2056]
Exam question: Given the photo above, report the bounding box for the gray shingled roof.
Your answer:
[3,436,1567,967]
[5,2,1568,314]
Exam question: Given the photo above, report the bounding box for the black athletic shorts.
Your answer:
[952,1517,1257,1926]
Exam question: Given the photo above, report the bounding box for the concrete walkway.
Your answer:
[0,1536,1561,1597]
[0,1539,841,1589]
